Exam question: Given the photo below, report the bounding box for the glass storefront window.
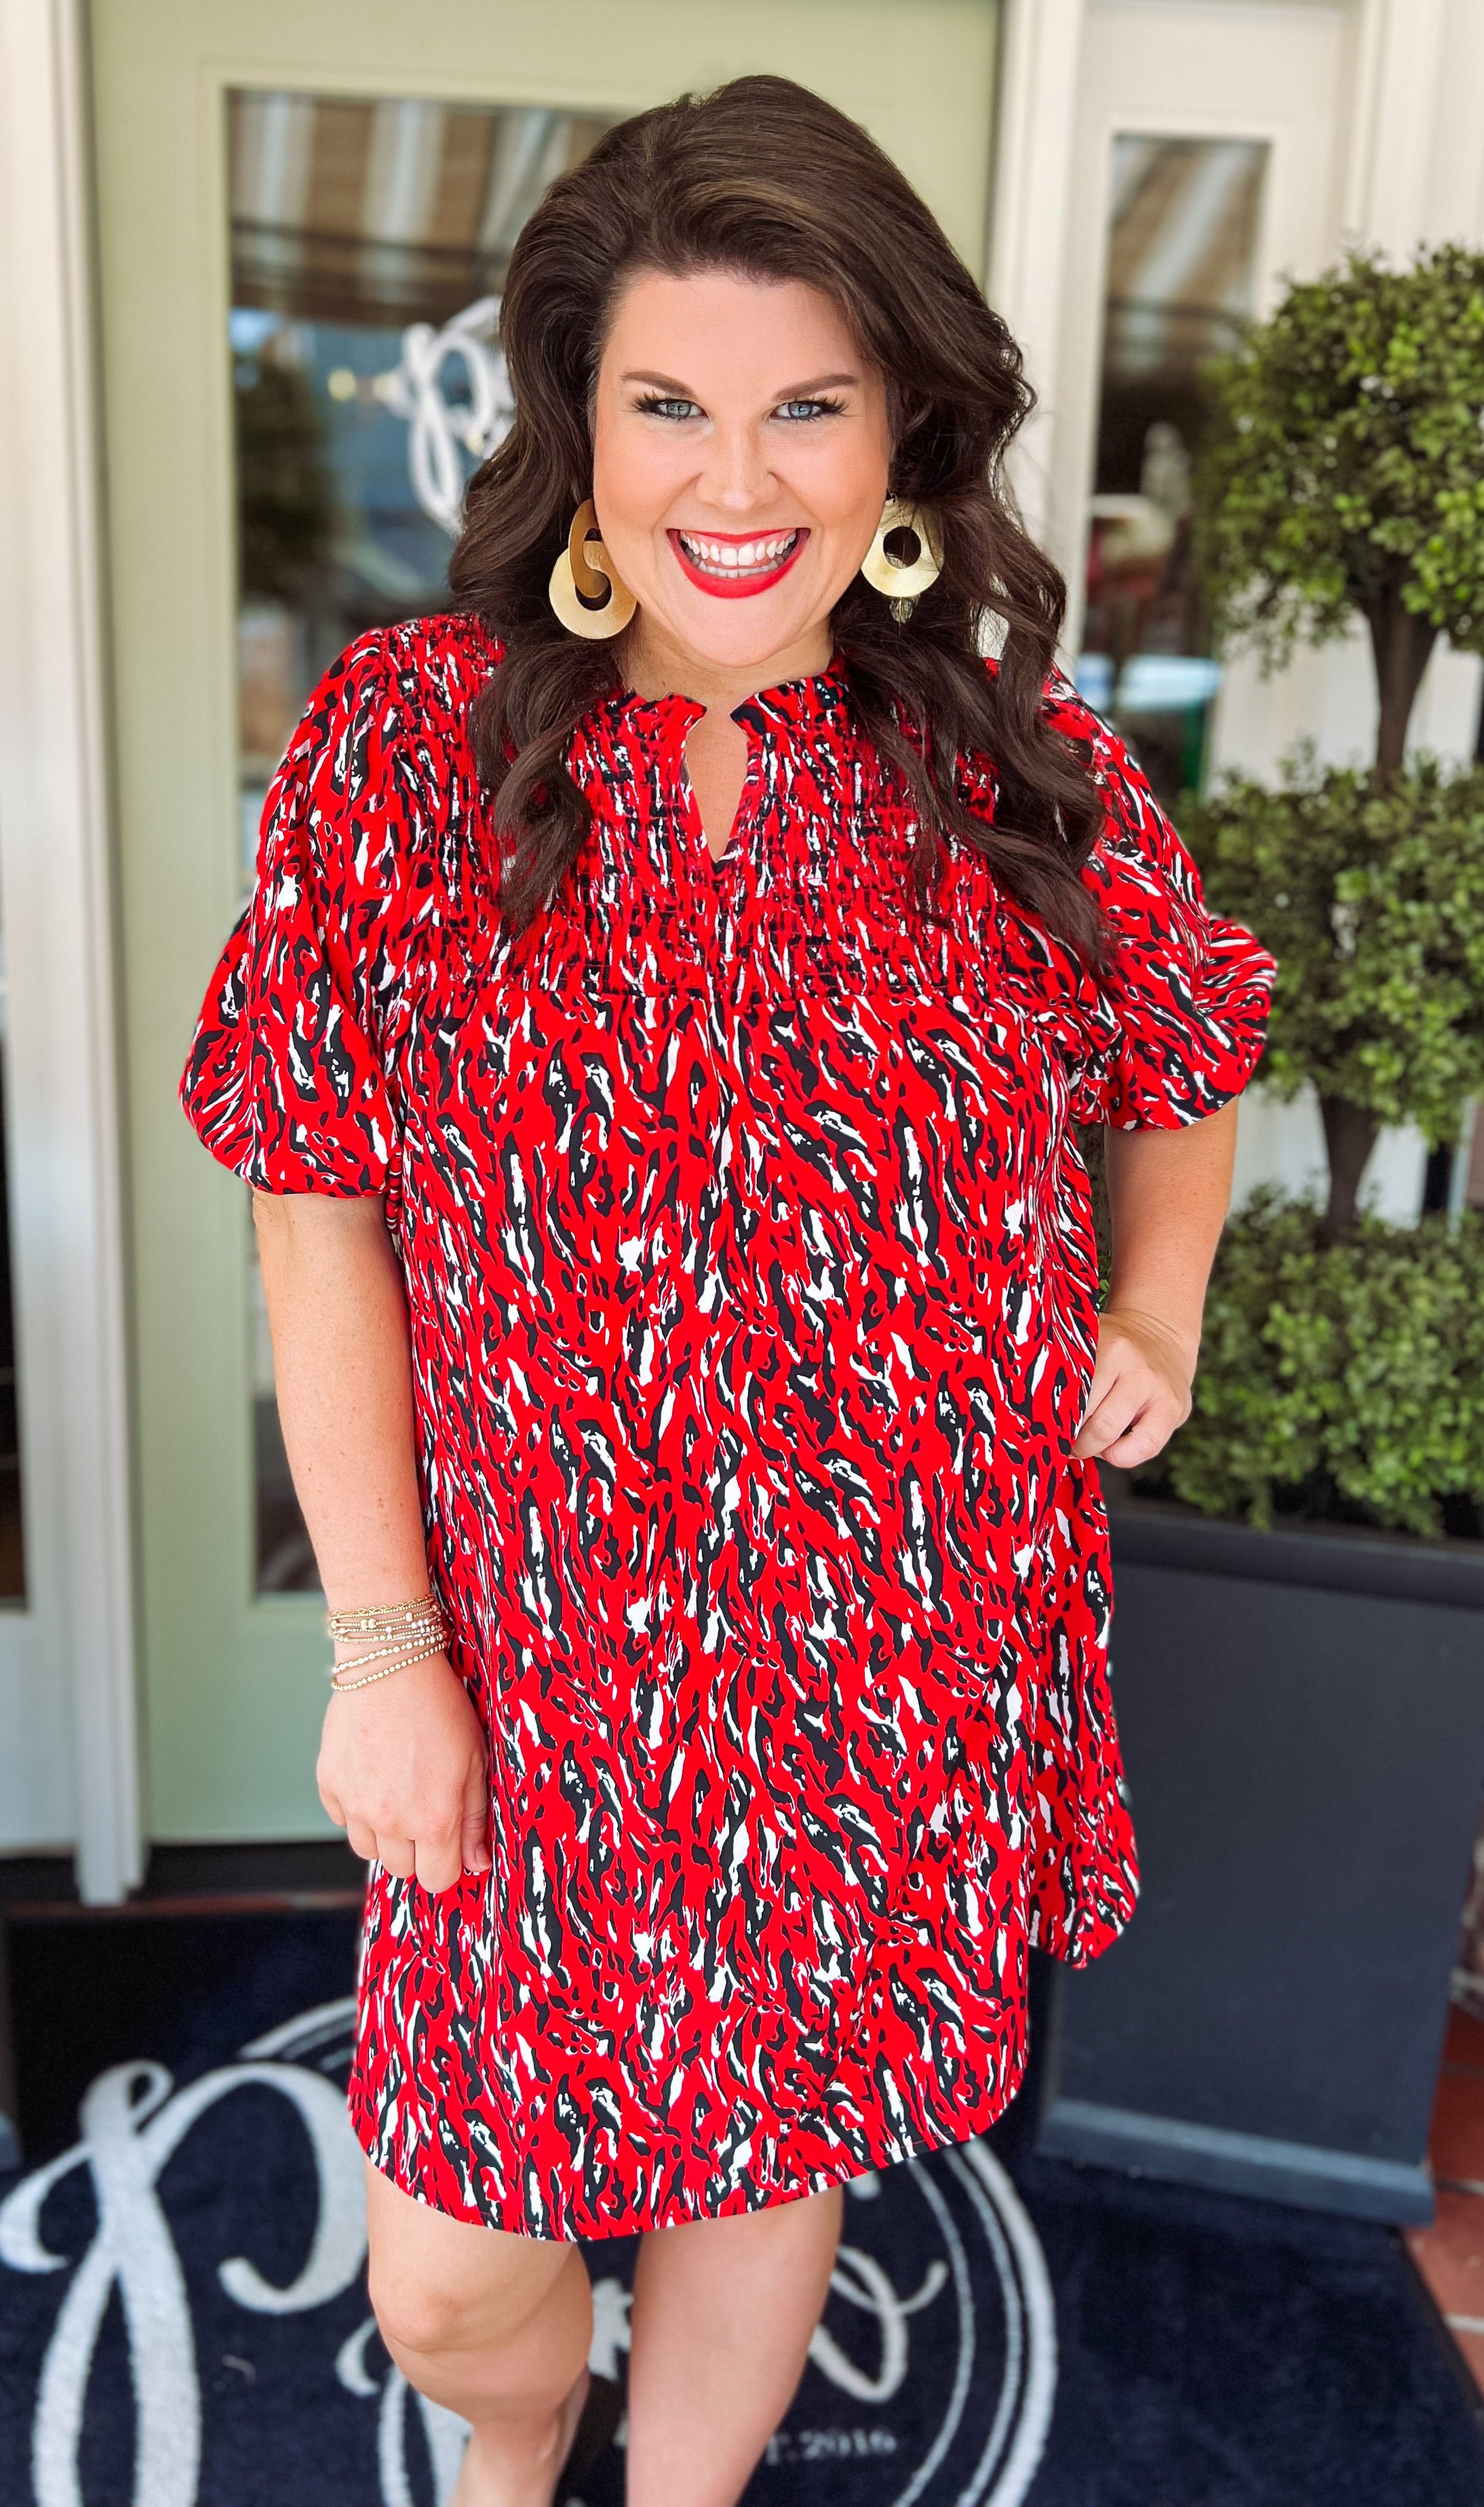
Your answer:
[227,90,612,1591]
[1078,136,1268,808]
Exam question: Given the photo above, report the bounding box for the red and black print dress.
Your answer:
[182,613,1273,2239]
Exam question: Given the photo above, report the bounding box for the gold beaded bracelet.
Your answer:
[325,1595,448,1696]
[326,1595,444,1642]
[329,1641,446,1694]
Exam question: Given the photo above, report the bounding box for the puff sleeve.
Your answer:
[1047,685,1276,1129]
[180,634,421,1197]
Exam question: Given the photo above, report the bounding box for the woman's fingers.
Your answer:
[346,1810,470,1893]
[414,1825,465,1895]
[1074,1378,1175,1461]
[1075,1378,1186,1463]
[316,1658,493,1893]
[1101,1410,1167,1467]
[1076,1315,1192,1464]
[1074,1397,1143,1459]
[1074,1359,1147,1457]
[1077,1348,1120,1422]
[461,1753,492,1876]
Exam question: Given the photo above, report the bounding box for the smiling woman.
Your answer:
[179,71,1272,2507]
[591,270,894,856]
[454,75,1111,956]
[596,282,885,626]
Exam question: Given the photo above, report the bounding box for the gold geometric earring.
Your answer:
[859,497,944,622]
[548,499,638,638]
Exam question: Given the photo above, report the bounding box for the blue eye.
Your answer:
[636,394,701,421]
[776,397,845,422]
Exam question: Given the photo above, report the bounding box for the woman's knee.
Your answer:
[364,2160,574,2361]
[369,2236,575,2361]
[370,2264,473,2360]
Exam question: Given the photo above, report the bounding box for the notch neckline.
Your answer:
[611,657,851,738]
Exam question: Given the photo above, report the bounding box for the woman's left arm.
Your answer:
[1072,1100,1239,1468]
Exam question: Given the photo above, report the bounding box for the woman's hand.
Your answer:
[252,1192,490,1899]
[1072,1304,1194,1469]
[1077,1104,1238,1470]
[317,1651,492,1896]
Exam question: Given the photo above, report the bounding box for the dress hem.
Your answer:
[345,2019,1050,2244]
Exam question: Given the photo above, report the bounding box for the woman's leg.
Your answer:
[624,2185,844,2507]
[364,2157,594,2507]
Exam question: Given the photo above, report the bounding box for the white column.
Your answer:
[1341,0,1482,770]
[1343,0,1450,256]
[0,0,141,1899]
[986,0,1088,551]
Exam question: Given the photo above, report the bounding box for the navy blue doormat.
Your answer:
[0,1903,1479,2507]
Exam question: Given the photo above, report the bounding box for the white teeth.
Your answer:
[678,529,800,574]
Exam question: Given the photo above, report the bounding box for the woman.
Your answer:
[183,74,1272,2507]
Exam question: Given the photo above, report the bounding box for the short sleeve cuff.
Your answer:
[1085,910,1276,1130]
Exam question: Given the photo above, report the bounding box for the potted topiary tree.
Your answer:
[1040,248,1484,2226]
[1192,239,1484,1229]
[1167,756,1484,1526]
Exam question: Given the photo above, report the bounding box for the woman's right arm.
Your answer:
[253,1190,491,1895]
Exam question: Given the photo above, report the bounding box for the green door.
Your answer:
[90,0,1002,1841]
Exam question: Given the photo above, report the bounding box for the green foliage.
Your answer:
[1170,247,1484,1538]
[1140,1194,1484,1537]
[1179,753,1484,1140]
[1196,242,1484,669]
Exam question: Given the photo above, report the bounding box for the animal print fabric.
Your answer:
[182,614,1274,2238]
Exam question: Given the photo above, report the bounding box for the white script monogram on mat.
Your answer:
[0,1998,1057,2507]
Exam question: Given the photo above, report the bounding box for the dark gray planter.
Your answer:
[1036,1496,1484,2223]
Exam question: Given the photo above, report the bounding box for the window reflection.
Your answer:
[1078,136,1268,807]
[228,90,612,1592]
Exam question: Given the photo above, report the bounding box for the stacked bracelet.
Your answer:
[326,1595,449,1694]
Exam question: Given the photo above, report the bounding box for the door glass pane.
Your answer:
[1078,136,1268,808]
[227,90,612,1593]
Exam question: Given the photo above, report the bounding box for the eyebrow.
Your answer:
[621,369,861,396]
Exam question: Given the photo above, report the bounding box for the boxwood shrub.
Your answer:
[1134,1190,1484,1538]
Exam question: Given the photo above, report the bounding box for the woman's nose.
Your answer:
[694,424,774,514]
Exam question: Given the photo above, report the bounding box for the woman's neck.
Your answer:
[621,613,834,712]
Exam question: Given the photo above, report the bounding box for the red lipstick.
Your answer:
[667,527,808,600]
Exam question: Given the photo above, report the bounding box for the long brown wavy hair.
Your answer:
[448,75,1104,961]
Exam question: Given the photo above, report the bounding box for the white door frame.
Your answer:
[0,0,140,1901]
[988,0,1088,558]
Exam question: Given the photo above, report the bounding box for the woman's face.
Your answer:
[591,268,891,678]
